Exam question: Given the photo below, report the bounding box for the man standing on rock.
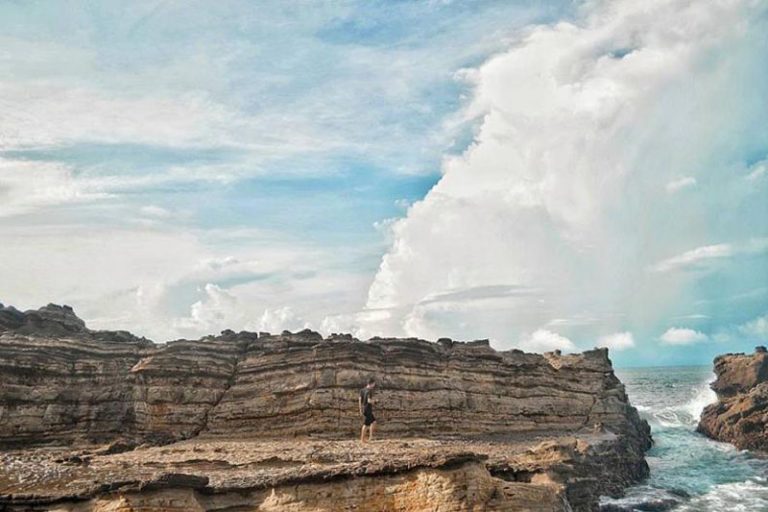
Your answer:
[359,378,376,443]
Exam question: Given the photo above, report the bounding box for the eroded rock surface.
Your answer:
[698,347,768,451]
[1,437,639,512]
[0,303,651,511]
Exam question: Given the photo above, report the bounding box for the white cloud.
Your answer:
[746,160,767,181]
[199,256,241,271]
[253,307,308,334]
[0,1,559,188]
[649,239,768,273]
[140,205,173,218]
[665,176,697,193]
[320,309,394,340]
[520,329,577,353]
[0,83,250,151]
[172,284,243,337]
[0,158,253,220]
[361,0,768,347]
[738,313,768,340]
[660,327,709,345]
[649,244,733,273]
[674,314,709,320]
[1,0,767,362]
[372,217,399,241]
[546,315,601,327]
[0,159,112,217]
[597,331,635,351]
[0,222,369,341]
[394,198,412,210]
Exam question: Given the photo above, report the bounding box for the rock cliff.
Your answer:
[0,303,651,511]
[698,347,768,451]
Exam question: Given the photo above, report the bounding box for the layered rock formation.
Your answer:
[698,347,768,451]
[0,303,651,511]
[0,303,240,446]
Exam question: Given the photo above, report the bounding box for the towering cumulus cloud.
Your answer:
[359,0,768,350]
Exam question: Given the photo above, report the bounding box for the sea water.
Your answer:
[600,366,768,512]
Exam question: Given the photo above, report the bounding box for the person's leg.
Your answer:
[369,421,376,441]
[360,424,367,443]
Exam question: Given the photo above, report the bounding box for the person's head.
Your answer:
[367,377,376,389]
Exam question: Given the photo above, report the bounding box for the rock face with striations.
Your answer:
[698,347,768,451]
[0,303,651,512]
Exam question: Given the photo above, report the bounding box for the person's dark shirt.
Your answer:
[360,387,373,408]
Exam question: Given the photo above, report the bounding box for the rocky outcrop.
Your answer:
[698,347,768,451]
[0,303,142,342]
[2,437,638,512]
[0,303,651,511]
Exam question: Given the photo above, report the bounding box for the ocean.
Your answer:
[600,366,768,511]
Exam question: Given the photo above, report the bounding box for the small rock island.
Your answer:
[698,346,768,451]
[0,303,651,511]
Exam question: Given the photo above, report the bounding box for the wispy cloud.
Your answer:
[738,312,768,340]
[746,159,767,181]
[0,0,564,196]
[649,238,768,273]
[649,244,733,273]
[0,159,113,217]
[0,84,255,151]
[665,176,697,193]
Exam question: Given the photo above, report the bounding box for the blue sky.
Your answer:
[0,0,766,367]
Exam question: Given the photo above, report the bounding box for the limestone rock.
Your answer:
[698,348,768,451]
[1,438,636,511]
[710,349,768,397]
[0,302,651,511]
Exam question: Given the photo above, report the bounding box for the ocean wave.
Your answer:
[611,368,768,512]
[599,485,688,511]
[602,479,768,512]
[675,478,768,512]
[637,377,717,429]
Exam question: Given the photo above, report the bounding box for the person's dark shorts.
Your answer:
[363,404,375,426]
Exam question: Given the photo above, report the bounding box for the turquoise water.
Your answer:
[601,366,768,511]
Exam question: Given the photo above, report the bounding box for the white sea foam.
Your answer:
[640,376,717,429]
[607,368,768,512]
[682,377,718,421]
[675,478,768,512]
[599,485,687,511]
[608,479,768,512]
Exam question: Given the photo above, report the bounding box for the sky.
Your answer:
[0,0,766,367]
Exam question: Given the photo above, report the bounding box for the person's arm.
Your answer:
[359,394,363,415]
